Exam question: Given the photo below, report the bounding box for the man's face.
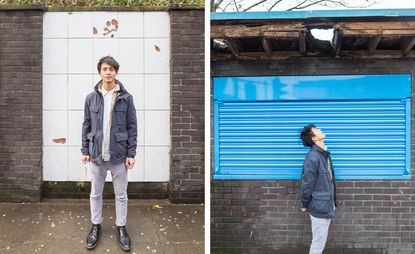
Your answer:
[99,62,117,83]
[311,127,325,142]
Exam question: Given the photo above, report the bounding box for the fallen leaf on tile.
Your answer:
[52,138,66,144]
[152,204,162,209]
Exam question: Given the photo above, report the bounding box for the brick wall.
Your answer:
[0,7,44,202]
[211,58,415,253]
[169,8,205,204]
[43,182,168,199]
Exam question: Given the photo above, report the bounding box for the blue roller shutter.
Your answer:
[213,74,411,180]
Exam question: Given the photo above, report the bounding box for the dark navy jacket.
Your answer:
[300,145,337,219]
[81,80,137,166]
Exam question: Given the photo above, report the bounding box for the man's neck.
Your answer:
[314,141,327,151]
[102,80,116,92]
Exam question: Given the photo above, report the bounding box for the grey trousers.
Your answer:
[309,214,331,254]
[90,161,128,226]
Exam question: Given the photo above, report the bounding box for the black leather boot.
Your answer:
[86,224,101,250]
[117,226,131,252]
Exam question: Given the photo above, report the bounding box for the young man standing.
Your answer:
[300,124,337,254]
[81,56,137,252]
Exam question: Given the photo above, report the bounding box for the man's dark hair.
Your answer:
[97,56,120,73]
[300,124,316,147]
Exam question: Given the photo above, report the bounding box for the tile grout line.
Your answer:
[143,12,146,182]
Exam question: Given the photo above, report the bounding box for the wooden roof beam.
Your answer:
[342,29,415,36]
[337,21,415,30]
[401,37,415,55]
[261,37,273,56]
[211,23,305,38]
[299,31,306,54]
[332,29,343,56]
[225,38,240,57]
[368,36,382,54]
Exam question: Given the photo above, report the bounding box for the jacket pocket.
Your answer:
[89,105,99,123]
[89,106,99,112]
[115,132,128,141]
[114,102,127,124]
[310,191,332,214]
[114,132,128,158]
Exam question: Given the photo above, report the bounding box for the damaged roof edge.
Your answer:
[211,9,415,21]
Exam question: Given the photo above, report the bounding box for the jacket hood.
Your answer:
[94,79,128,95]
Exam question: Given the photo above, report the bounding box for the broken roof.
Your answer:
[211,9,415,60]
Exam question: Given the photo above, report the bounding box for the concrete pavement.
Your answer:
[0,199,204,254]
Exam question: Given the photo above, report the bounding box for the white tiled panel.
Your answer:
[43,146,68,181]
[144,147,169,181]
[43,12,68,38]
[145,74,170,110]
[136,110,145,147]
[127,146,145,181]
[118,74,145,110]
[93,74,101,85]
[67,111,84,146]
[43,110,67,146]
[93,38,119,67]
[118,12,143,38]
[43,39,67,74]
[43,12,170,182]
[105,172,113,182]
[118,39,144,74]
[68,39,93,74]
[144,12,170,38]
[68,12,93,38]
[68,146,88,181]
[144,38,170,74]
[68,75,94,110]
[145,111,170,146]
[93,12,119,38]
[43,75,67,110]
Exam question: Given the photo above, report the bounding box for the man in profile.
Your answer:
[81,56,137,252]
[300,124,337,254]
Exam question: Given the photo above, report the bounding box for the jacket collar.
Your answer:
[312,144,331,157]
[94,79,128,96]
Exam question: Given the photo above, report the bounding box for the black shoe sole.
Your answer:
[86,243,98,250]
[119,243,131,252]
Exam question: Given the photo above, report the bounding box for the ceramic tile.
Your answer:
[43,75,67,110]
[144,38,169,74]
[144,146,169,181]
[144,74,170,110]
[43,39,67,74]
[68,39,93,74]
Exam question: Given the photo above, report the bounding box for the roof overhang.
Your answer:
[211,9,415,60]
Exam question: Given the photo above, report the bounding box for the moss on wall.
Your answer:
[0,0,203,8]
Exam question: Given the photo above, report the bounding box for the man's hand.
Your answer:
[125,157,135,170]
[81,155,90,164]
[300,207,307,212]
